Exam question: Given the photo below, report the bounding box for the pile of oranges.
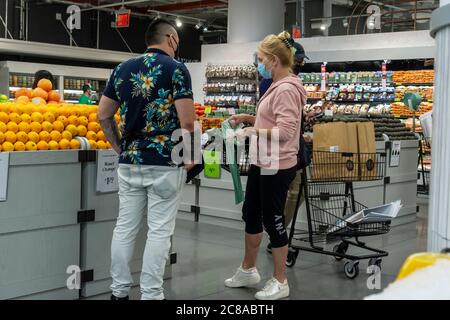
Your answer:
[15,79,62,104]
[0,101,118,152]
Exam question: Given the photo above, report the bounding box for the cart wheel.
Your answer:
[344,261,359,279]
[286,250,299,268]
[368,258,382,270]
[333,242,348,261]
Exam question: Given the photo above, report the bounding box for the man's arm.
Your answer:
[97,95,121,155]
[175,98,199,170]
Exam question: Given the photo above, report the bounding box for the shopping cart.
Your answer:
[417,137,431,195]
[287,150,391,279]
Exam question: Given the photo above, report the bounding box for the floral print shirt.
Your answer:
[103,48,193,166]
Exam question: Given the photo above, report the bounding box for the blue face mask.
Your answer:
[258,62,272,79]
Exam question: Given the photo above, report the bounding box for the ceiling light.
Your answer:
[175,18,182,28]
[195,21,203,30]
[343,18,349,27]
[320,24,327,31]
[203,26,209,32]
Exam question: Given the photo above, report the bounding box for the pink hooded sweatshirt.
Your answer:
[254,75,307,170]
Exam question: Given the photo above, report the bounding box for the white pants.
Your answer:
[110,164,186,300]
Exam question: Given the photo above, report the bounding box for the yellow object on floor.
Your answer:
[397,252,450,280]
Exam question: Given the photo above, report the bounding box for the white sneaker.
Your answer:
[224,266,261,288]
[255,278,290,300]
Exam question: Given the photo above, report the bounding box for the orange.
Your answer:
[0,132,4,144]
[28,132,40,143]
[59,139,70,150]
[14,141,26,151]
[57,116,69,127]
[115,114,120,124]
[96,140,107,149]
[78,116,89,127]
[9,113,21,124]
[0,122,7,133]
[20,113,31,124]
[39,131,51,143]
[79,108,90,118]
[31,112,44,123]
[48,140,59,150]
[50,130,62,142]
[32,87,49,101]
[31,97,47,105]
[41,121,53,133]
[88,113,98,123]
[0,112,9,123]
[52,120,65,133]
[43,112,55,123]
[86,131,97,141]
[25,141,37,151]
[16,96,30,104]
[37,79,53,92]
[16,131,29,143]
[87,122,100,133]
[23,104,34,115]
[15,88,32,99]
[2,141,14,152]
[97,131,106,142]
[68,115,79,126]
[7,122,19,133]
[37,141,49,150]
[4,131,17,144]
[70,139,81,150]
[88,140,97,150]
[106,142,112,149]
[69,108,80,117]
[61,130,72,141]
[76,125,87,137]
[18,122,30,133]
[66,124,78,137]
[30,122,42,133]
[48,90,61,102]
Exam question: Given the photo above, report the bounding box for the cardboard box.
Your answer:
[356,122,378,180]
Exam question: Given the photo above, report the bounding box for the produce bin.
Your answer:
[0,151,82,300]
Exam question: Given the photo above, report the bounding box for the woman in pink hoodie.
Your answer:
[225,32,307,300]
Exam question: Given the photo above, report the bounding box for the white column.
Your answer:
[227,0,285,44]
[428,3,450,252]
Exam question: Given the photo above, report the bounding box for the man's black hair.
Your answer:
[145,18,177,47]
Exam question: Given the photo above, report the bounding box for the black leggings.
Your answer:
[242,165,297,248]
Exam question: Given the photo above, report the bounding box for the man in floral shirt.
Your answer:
[97,19,197,301]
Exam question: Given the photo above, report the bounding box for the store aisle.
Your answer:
[87,202,428,300]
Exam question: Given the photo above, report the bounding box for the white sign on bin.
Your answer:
[0,153,10,201]
[390,141,401,167]
[96,150,119,193]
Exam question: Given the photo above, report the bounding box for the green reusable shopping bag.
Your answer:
[221,120,245,205]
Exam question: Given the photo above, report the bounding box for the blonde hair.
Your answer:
[258,31,295,68]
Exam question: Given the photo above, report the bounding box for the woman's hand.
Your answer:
[229,114,256,128]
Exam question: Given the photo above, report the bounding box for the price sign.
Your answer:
[321,64,327,92]
[96,150,119,193]
[382,62,387,91]
[205,106,212,114]
[0,153,9,201]
[292,25,301,40]
[390,141,401,167]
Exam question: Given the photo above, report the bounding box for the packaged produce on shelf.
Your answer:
[204,80,257,94]
[395,86,434,101]
[0,100,115,152]
[392,70,434,84]
[204,94,256,108]
[200,118,225,132]
[300,71,393,84]
[205,64,257,80]
[390,101,433,117]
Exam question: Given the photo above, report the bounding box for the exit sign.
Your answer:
[116,9,131,28]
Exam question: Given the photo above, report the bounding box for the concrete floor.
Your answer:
[90,201,428,300]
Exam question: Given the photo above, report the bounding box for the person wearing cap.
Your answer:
[259,41,309,98]
[258,40,309,255]
[79,84,93,105]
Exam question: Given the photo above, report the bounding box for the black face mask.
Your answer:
[167,34,180,59]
